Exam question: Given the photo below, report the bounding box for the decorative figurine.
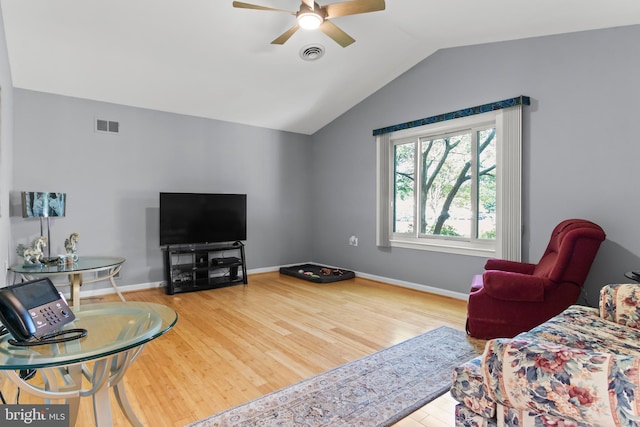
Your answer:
[65,232,79,262]
[16,236,47,265]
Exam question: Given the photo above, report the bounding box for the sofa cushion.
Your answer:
[600,283,640,328]
[496,403,593,427]
[451,304,640,422]
[454,403,497,427]
[524,305,640,357]
[451,357,496,419]
[482,338,640,426]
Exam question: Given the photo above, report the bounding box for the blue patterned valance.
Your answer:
[372,95,530,136]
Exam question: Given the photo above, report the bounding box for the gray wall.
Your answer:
[9,25,640,306]
[0,6,14,287]
[10,91,313,292]
[311,25,640,306]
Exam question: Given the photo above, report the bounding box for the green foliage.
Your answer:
[428,224,460,236]
[394,143,415,201]
[393,126,497,240]
[480,230,496,239]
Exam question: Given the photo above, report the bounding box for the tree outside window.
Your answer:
[377,102,524,259]
[393,126,497,243]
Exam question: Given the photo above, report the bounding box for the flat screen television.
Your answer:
[159,192,247,246]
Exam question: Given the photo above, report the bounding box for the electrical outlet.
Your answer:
[349,236,358,246]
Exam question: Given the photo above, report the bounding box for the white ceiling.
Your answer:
[2,0,639,135]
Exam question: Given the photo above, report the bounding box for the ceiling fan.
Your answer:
[232,0,385,47]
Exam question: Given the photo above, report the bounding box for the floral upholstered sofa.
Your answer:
[452,283,640,427]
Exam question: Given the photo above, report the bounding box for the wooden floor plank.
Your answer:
[0,272,483,426]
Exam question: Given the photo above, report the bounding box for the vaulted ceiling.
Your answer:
[2,0,639,134]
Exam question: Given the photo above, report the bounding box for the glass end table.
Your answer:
[0,301,177,427]
[10,256,127,306]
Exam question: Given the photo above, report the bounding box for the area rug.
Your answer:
[188,325,478,427]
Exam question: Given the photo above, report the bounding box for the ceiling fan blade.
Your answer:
[319,20,355,47]
[271,24,300,45]
[232,1,292,13]
[324,0,385,19]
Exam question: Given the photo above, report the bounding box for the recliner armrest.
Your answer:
[484,258,536,275]
[483,338,636,426]
[482,271,549,302]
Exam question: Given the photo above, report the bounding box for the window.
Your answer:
[393,124,496,239]
[376,102,524,260]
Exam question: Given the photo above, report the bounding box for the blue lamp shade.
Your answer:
[21,192,66,218]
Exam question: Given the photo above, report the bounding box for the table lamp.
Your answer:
[21,191,66,260]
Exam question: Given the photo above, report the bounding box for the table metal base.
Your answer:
[0,307,157,427]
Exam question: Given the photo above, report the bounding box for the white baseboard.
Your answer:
[353,271,468,301]
[56,281,164,300]
[263,262,468,301]
[77,263,468,302]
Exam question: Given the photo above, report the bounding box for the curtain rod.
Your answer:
[372,95,530,136]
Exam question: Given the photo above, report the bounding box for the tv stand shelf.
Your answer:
[162,242,247,295]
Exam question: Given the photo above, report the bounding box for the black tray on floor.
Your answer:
[279,263,355,283]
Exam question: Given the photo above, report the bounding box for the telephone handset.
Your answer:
[0,278,87,346]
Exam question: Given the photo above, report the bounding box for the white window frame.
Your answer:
[376,106,522,260]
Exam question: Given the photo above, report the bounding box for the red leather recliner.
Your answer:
[466,219,606,339]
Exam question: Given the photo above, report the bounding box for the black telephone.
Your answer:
[0,278,86,346]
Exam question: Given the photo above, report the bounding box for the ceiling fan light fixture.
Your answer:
[297,12,323,30]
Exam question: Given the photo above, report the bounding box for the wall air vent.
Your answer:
[95,118,120,134]
[300,44,325,62]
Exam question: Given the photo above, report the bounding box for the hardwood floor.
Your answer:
[1,272,484,426]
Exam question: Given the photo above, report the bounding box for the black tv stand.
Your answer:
[162,242,247,295]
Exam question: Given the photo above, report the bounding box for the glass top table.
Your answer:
[10,256,127,306]
[0,301,176,368]
[0,301,178,427]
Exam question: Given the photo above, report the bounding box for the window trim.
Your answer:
[376,104,523,260]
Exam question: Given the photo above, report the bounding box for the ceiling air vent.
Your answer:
[95,118,120,134]
[300,44,325,62]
